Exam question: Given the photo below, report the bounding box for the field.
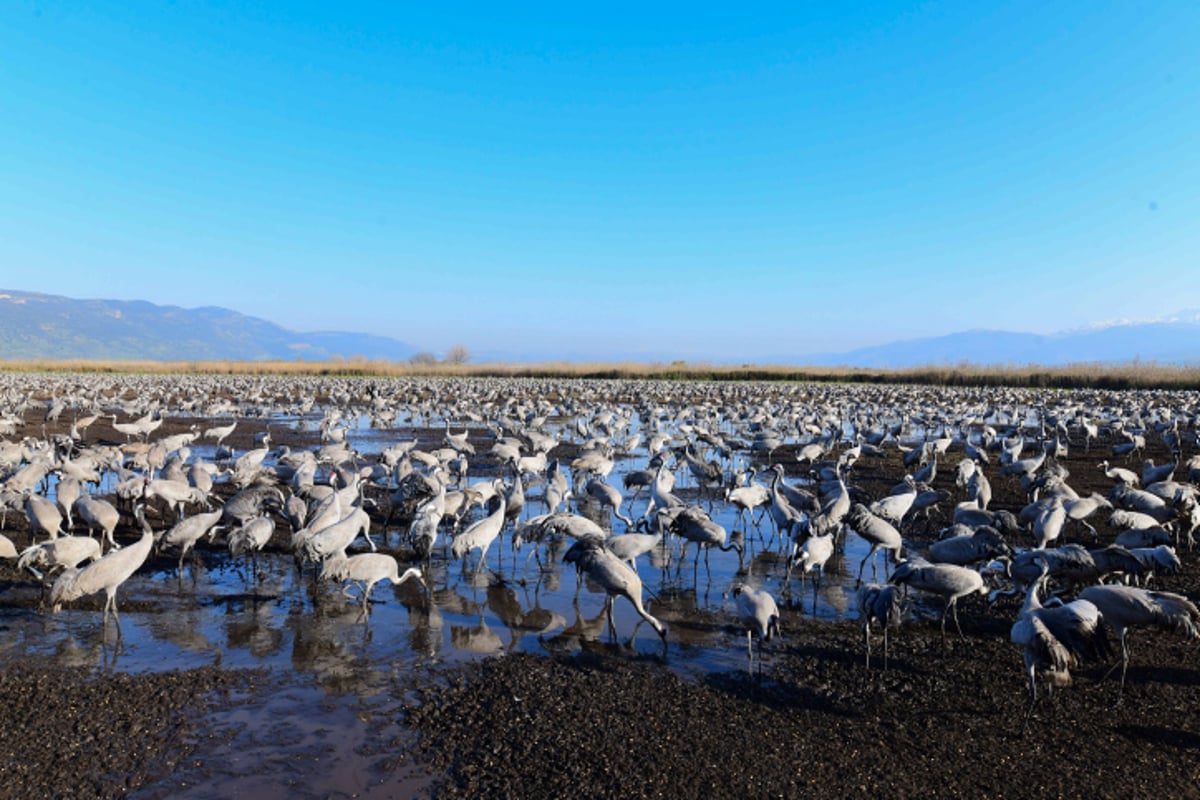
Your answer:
[0,372,1198,798]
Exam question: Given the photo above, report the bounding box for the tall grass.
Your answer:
[2,357,1200,389]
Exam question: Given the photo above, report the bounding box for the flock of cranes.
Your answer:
[0,373,1197,721]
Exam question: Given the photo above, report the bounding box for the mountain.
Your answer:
[803,317,1200,368]
[0,290,416,362]
[3,288,1197,367]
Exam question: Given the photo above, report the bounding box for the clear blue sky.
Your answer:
[2,2,1197,361]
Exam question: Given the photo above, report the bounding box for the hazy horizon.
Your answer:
[3,4,1197,360]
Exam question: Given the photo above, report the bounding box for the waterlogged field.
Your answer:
[1,373,1198,798]
[2,382,893,681]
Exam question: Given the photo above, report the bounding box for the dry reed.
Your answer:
[1,358,1199,390]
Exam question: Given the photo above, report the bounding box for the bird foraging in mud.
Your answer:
[1078,584,1200,693]
[857,583,903,669]
[1009,557,1108,730]
[320,552,424,616]
[890,561,986,643]
[731,585,780,677]
[564,535,667,650]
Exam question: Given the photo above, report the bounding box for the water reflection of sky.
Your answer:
[2,409,902,693]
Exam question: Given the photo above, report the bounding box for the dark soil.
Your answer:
[0,659,261,800]
[402,626,1200,799]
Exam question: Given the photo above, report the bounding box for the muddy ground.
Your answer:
[0,409,1198,798]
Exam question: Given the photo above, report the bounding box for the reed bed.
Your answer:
[2,357,1199,389]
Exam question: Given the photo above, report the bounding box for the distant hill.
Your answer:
[3,288,1198,368]
[804,314,1200,368]
[0,290,416,362]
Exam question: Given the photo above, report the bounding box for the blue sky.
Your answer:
[1,2,1197,361]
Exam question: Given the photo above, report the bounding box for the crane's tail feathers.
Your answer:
[1149,591,1200,639]
[1030,616,1076,674]
[17,544,44,571]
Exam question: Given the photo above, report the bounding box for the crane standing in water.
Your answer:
[731,585,780,677]
[50,505,155,634]
[564,535,667,651]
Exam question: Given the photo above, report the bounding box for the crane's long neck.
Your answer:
[1023,559,1051,614]
[629,591,666,637]
[1021,579,1043,615]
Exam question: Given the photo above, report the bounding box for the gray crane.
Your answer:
[1078,584,1200,692]
[563,535,667,650]
[583,477,635,530]
[544,459,571,514]
[319,552,423,614]
[604,530,662,572]
[890,561,986,642]
[18,535,102,579]
[847,503,903,585]
[668,504,742,580]
[764,464,807,543]
[226,514,276,581]
[202,420,238,448]
[407,474,447,562]
[451,480,506,572]
[928,526,1010,566]
[24,492,64,540]
[158,507,225,576]
[724,468,770,533]
[788,526,835,612]
[731,584,780,676]
[857,582,903,669]
[73,494,120,551]
[1062,493,1112,540]
[50,505,156,633]
[1010,557,1108,729]
[1031,497,1066,550]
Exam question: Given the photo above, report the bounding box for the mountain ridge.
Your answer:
[0,289,416,362]
[800,321,1200,368]
[2,289,1198,366]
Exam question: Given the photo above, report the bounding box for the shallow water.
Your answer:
[8,464,886,684]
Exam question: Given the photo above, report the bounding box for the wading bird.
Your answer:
[857,583,903,669]
[50,505,156,632]
[890,561,986,642]
[451,480,507,572]
[1078,584,1200,692]
[320,552,423,614]
[1010,557,1108,729]
[731,585,780,677]
[563,535,667,650]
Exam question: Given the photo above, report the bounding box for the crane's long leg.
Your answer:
[856,546,874,587]
[863,622,871,669]
[1121,632,1131,690]
[1021,664,1038,735]
[110,591,123,638]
